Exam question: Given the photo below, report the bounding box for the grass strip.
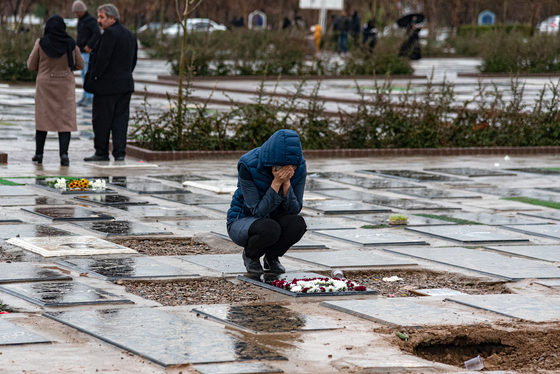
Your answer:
[413,213,481,225]
[0,178,24,186]
[502,197,560,210]
[544,168,560,172]
[361,224,390,229]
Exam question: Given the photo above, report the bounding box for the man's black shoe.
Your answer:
[83,155,110,162]
[60,154,69,166]
[242,250,264,274]
[114,157,125,161]
[263,254,286,273]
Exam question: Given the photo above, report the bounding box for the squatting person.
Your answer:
[227,129,308,274]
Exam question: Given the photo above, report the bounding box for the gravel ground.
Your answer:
[108,238,212,256]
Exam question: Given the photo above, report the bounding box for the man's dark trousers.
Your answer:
[92,91,132,159]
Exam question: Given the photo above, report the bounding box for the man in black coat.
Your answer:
[83,3,137,162]
[72,0,100,106]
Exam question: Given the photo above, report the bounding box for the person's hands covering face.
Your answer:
[272,165,295,184]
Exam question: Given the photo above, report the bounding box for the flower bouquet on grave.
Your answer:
[48,178,106,191]
[269,277,367,293]
[388,214,408,225]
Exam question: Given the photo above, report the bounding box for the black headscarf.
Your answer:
[39,15,77,70]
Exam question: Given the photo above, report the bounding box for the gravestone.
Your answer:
[290,238,328,249]
[7,236,136,257]
[182,180,237,194]
[114,205,207,220]
[0,197,69,206]
[0,213,22,223]
[192,363,283,374]
[148,174,211,183]
[425,167,513,177]
[199,204,230,214]
[70,221,171,237]
[78,161,159,168]
[535,280,560,287]
[387,188,482,199]
[315,229,429,246]
[435,212,543,226]
[446,294,560,322]
[58,257,198,280]
[502,224,560,240]
[21,206,114,221]
[165,220,226,233]
[359,170,464,182]
[152,193,230,205]
[0,282,133,307]
[537,187,560,194]
[0,318,51,346]
[324,175,423,189]
[34,180,118,195]
[405,226,529,244]
[110,182,189,194]
[464,188,560,203]
[192,304,337,333]
[518,211,560,221]
[343,213,457,226]
[484,245,560,263]
[411,289,465,296]
[0,186,35,196]
[0,262,72,283]
[74,195,150,206]
[238,272,378,297]
[321,299,478,326]
[285,250,417,268]
[506,168,560,175]
[44,308,286,366]
[179,254,297,274]
[303,217,358,230]
[0,224,75,239]
[305,178,348,191]
[382,246,560,280]
[304,200,392,214]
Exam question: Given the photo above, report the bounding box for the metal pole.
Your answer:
[319,0,327,33]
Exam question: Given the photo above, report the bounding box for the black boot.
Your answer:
[32,155,43,164]
[34,130,47,164]
[263,254,286,273]
[60,154,69,166]
[242,250,264,274]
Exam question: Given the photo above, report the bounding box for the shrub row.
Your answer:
[0,27,40,82]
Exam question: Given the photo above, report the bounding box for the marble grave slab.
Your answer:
[0,213,22,223]
[387,188,482,199]
[322,175,423,189]
[285,250,417,268]
[343,213,457,226]
[0,282,134,307]
[191,363,283,374]
[114,205,207,220]
[180,254,297,274]
[314,229,429,246]
[199,204,230,214]
[74,195,150,206]
[182,180,237,194]
[33,180,118,195]
[305,178,348,191]
[152,193,230,205]
[502,224,560,240]
[0,262,72,283]
[69,221,171,237]
[0,186,36,196]
[0,318,51,346]
[21,206,114,221]
[110,182,190,194]
[424,168,516,177]
[518,211,560,221]
[0,196,70,206]
[303,217,359,230]
[44,308,286,366]
[535,280,560,287]
[164,220,226,233]
[435,212,544,226]
[148,174,211,183]
[304,200,392,214]
[405,226,530,244]
[505,168,560,175]
[359,170,464,182]
[7,236,136,257]
[0,224,75,239]
[484,245,560,263]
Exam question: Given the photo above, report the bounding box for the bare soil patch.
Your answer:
[376,323,560,372]
[120,277,272,305]
[317,269,510,297]
[108,237,212,256]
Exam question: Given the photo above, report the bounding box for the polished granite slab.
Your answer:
[110,182,190,194]
[0,196,70,206]
[0,213,22,223]
[238,272,378,298]
[305,178,348,191]
[179,254,297,274]
[165,220,226,233]
[58,257,198,280]
[21,206,114,221]
[405,225,530,244]
[69,220,171,237]
[199,204,230,214]
[424,168,516,177]
[303,217,358,231]
[304,200,392,214]
[436,212,545,226]
[152,193,230,205]
[192,304,337,333]
[501,224,560,240]
[44,308,286,366]
[505,168,560,175]
[387,188,482,199]
[445,294,560,322]
[148,174,211,183]
[0,318,51,346]
[314,229,429,246]
[322,175,424,189]
[74,195,150,206]
[0,224,75,239]
[321,299,478,327]
[463,188,560,203]
[0,263,72,284]
[7,236,136,257]
[518,211,560,221]
[382,246,560,280]
[114,205,207,220]
[0,186,36,196]
[359,170,464,182]
[0,282,133,307]
[484,245,560,263]
[192,363,283,374]
[285,250,417,268]
[343,213,457,226]
[182,180,237,194]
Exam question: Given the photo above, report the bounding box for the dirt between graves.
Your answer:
[376,323,560,372]
[108,237,225,256]
[317,269,510,297]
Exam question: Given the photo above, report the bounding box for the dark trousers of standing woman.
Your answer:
[92,92,132,159]
[245,215,307,258]
[35,130,71,156]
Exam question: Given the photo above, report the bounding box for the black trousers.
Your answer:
[35,130,71,156]
[245,215,307,258]
[92,92,132,158]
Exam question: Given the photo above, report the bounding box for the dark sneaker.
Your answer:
[83,155,110,162]
[263,254,286,273]
[242,250,264,274]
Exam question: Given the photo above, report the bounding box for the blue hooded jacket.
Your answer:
[226,130,307,246]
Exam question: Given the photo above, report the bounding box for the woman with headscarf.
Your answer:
[27,15,84,166]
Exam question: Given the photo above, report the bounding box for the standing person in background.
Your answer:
[83,4,137,162]
[363,19,378,51]
[73,0,100,107]
[337,11,349,55]
[27,15,84,166]
[312,24,322,54]
[350,11,361,46]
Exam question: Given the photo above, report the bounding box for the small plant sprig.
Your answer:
[389,214,408,221]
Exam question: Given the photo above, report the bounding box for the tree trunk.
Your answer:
[424,0,436,40]
[451,0,463,37]
[530,0,543,32]
[502,0,507,24]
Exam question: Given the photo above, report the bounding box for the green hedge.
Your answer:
[0,27,40,82]
[457,24,533,37]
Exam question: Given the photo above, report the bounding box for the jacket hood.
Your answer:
[257,129,305,169]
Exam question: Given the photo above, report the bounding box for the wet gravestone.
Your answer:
[148,174,211,183]
[21,206,114,221]
[537,187,560,194]
[69,220,171,237]
[182,180,237,194]
[387,188,482,199]
[484,245,560,263]
[179,254,298,274]
[435,212,544,226]
[199,204,230,214]
[518,211,560,221]
[114,205,208,220]
[0,196,70,206]
[0,319,51,346]
[74,195,150,206]
[0,282,133,307]
[110,182,190,194]
[323,175,423,189]
[0,213,22,223]
[501,224,560,240]
[506,168,560,175]
[343,213,456,226]
[192,304,338,333]
[165,220,226,233]
[314,229,429,246]
[285,250,417,268]
[191,363,283,374]
[58,257,198,280]
[303,217,359,230]
[359,170,465,182]
[305,178,349,191]
[424,168,516,177]
[152,193,230,205]
[0,263,72,283]
[0,224,74,239]
[0,186,36,196]
[44,308,286,366]
[33,180,118,195]
[304,200,392,214]
[405,225,530,244]
[7,236,136,257]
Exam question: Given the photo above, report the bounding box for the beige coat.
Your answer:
[27,40,84,132]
